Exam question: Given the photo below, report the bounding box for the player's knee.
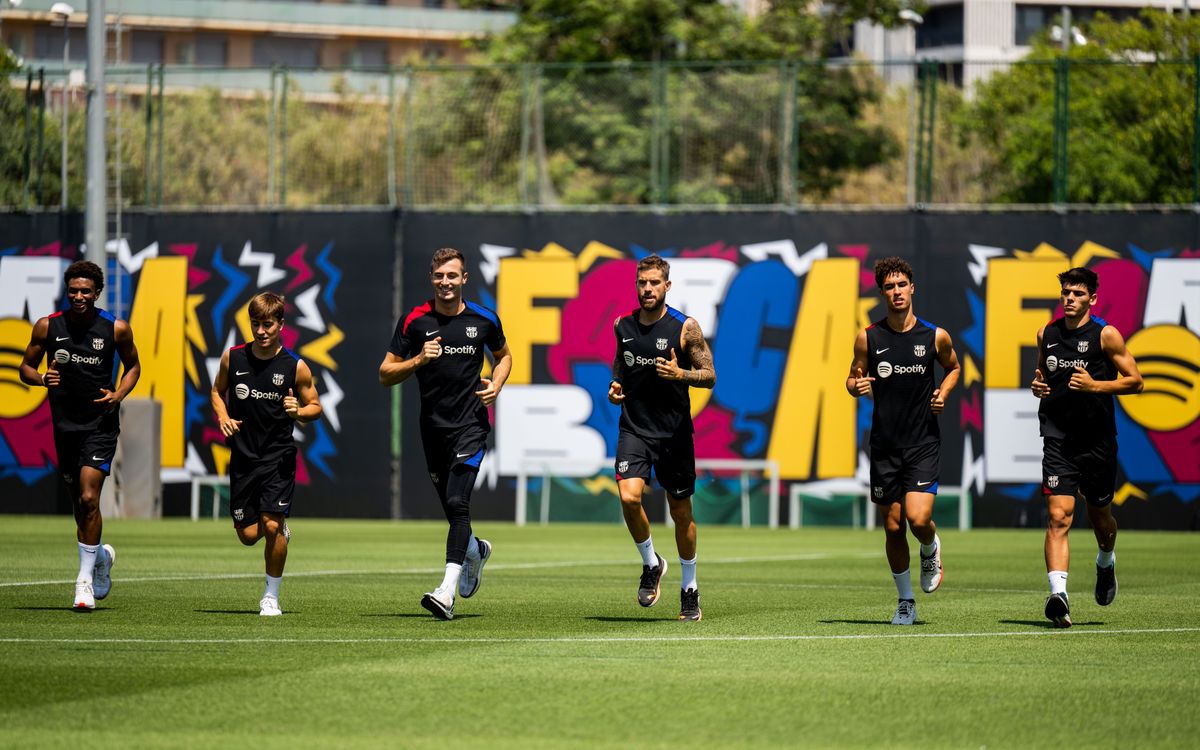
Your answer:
[668,500,694,524]
[235,528,257,545]
[77,490,101,509]
[908,516,933,537]
[444,494,470,520]
[261,517,282,536]
[1047,507,1073,531]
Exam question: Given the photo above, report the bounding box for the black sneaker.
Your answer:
[1095,562,1117,606]
[1044,592,1071,628]
[678,588,702,621]
[637,554,667,607]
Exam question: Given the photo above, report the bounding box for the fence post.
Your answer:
[659,63,670,204]
[23,69,32,208]
[387,67,397,207]
[144,64,152,206]
[792,63,802,206]
[1052,57,1069,206]
[778,61,794,205]
[519,63,531,209]
[36,68,45,201]
[403,66,414,206]
[649,61,661,206]
[280,67,289,207]
[268,66,276,206]
[156,63,164,207]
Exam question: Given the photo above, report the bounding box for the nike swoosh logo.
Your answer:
[56,336,70,341]
[622,338,634,343]
[92,456,104,461]
[235,371,250,376]
[917,481,931,486]
[456,452,473,458]
[875,348,889,354]
[1046,343,1059,349]
[426,330,439,337]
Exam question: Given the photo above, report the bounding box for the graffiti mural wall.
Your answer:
[401,212,1200,529]
[0,212,394,517]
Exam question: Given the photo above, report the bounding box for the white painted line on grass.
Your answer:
[0,552,881,588]
[1,627,1198,646]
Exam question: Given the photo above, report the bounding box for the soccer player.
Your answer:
[19,260,141,611]
[380,247,512,621]
[607,255,716,622]
[847,257,960,625]
[1030,267,1142,628]
[211,292,322,617]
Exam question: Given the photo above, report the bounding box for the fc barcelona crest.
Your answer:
[656,338,669,351]
[1077,340,1089,353]
[466,326,478,339]
[913,344,926,357]
[92,338,105,351]
[273,373,285,387]
[1047,476,1059,489]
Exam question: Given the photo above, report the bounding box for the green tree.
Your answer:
[968,10,1200,204]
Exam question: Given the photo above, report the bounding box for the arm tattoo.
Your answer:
[682,320,716,388]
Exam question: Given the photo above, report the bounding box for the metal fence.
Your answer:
[7,58,1200,210]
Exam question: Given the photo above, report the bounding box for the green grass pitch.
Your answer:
[1,516,1197,748]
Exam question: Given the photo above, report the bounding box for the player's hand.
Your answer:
[655,349,684,381]
[418,336,442,366]
[930,388,945,414]
[93,388,121,412]
[1068,365,1095,393]
[219,417,243,437]
[42,360,60,389]
[1031,368,1050,398]
[852,366,875,397]
[284,388,300,419]
[475,378,499,406]
[607,380,625,405]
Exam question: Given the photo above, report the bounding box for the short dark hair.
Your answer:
[248,292,285,321]
[874,257,913,289]
[430,247,466,273]
[636,254,671,280]
[1058,267,1099,295]
[64,260,104,294]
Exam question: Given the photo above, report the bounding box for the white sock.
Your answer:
[77,542,99,583]
[1097,549,1115,569]
[680,556,697,592]
[264,574,282,599]
[439,563,462,593]
[920,534,939,558]
[464,533,481,561]
[892,569,914,600]
[1048,570,1068,596]
[636,537,658,568]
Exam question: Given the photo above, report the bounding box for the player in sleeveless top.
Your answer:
[19,261,141,611]
[380,248,512,621]
[607,255,716,621]
[212,292,323,617]
[1030,267,1142,628]
[847,257,960,625]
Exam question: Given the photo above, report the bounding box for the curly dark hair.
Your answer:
[64,260,105,294]
[873,257,914,289]
[636,254,671,280]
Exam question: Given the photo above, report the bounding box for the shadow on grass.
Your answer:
[817,619,924,626]
[360,612,482,619]
[12,606,110,613]
[998,619,1104,628]
[196,609,270,615]
[585,616,676,623]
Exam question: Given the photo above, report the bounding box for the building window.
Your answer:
[424,1,447,8]
[33,27,87,62]
[253,36,321,68]
[131,31,164,64]
[916,4,964,49]
[194,33,228,66]
[343,41,388,69]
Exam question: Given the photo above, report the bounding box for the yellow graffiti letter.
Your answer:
[129,256,188,467]
[497,256,577,384]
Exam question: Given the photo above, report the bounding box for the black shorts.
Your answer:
[615,429,696,499]
[1042,435,1117,506]
[229,450,297,528]
[421,423,488,486]
[869,441,940,505]
[54,426,119,484]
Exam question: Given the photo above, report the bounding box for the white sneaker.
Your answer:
[259,596,282,617]
[920,535,943,593]
[420,586,455,620]
[93,544,116,600]
[891,598,916,625]
[458,538,492,598]
[73,580,96,611]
